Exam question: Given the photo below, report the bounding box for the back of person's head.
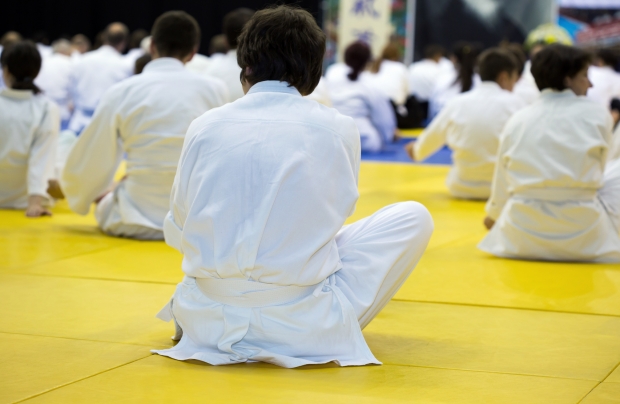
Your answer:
[237,5,325,96]
[371,41,400,73]
[104,22,129,50]
[1,31,22,48]
[452,41,482,92]
[531,44,592,91]
[223,8,254,49]
[52,39,72,56]
[151,11,200,59]
[424,44,444,61]
[209,34,229,56]
[1,40,42,94]
[501,43,526,77]
[71,34,91,54]
[134,53,152,74]
[129,29,149,50]
[31,31,49,45]
[478,48,518,82]
[597,48,618,68]
[344,41,371,81]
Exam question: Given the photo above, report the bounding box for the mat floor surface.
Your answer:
[1,162,619,403]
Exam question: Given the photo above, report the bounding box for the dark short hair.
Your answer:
[478,48,518,82]
[134,53,152,74]
[598,48,618,68]
[129,29,149,49]
[0,40,42,94]
[151,11,200,59]
[223,8,254,49]
[424,44,444,60]
[237,5,325,96]
[104,23,129,47]
[345,41,371,81]
[531,44,592,91]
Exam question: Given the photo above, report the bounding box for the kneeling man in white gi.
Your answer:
[61,11,228,239]
[479,44,620,262]
[153,5,434,368]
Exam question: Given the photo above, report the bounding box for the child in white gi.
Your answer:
[406,48,526,199]
[0,41,59,217]
[153,5,434,368]
[480,44,620,262]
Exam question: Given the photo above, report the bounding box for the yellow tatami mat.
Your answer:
[2,162,620,403]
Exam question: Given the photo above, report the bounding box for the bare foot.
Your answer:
[483,216,495,230]
[404,142,415,160]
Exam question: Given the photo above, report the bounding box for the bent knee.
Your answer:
[394,201,434,235]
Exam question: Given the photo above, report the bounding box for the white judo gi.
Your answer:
[479,89,620,262]
[185,53,211,76]
[153,81,434,368]
[61,58,228,239]
[0,88,59,208]
[327,72,396,152]
[408,59,444,102]
[35,53,74,127]
[415,82,526,199]
[587,65,620,108]
[428,70,481,118]
[513,60,540,105]
[305,77,332,106]
[68,45,132,133]
[370,60,409,105]
[204,49,244,102]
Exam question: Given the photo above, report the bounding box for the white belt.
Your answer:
[512,188,597,202]
[194,276,320,308]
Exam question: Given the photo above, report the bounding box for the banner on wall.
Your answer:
[337,0,393,60]
[558,0,620,45]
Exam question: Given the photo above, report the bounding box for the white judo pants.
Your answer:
[334,201,433,328]
[95,192,164,240]
[601,158,620,232]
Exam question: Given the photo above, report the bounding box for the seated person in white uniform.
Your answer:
[204,8,254,102]
[152,6,434,368]
[328,41,396,152]
[68,23,132,134]
[479,44,620,262]
[429,41,482,118]
[35,39,74,129]
[0,41,59,217]
[513,42,545,105]
[60,11,228,240]
[406,48,526,199]
[587,48,620,109]
[408,44,446,124]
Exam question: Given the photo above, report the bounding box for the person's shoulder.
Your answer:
[573,95,611,121]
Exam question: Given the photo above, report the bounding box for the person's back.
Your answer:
[204,8,254,102]
[588,64,620,108]
[408,59,441,101]
[480,44,620,262]
[61,11,227,239]
[370,44,408,105]
[410,48,525,199]
[69,23,131,133]
[0,41,58,216]
[153,6,433,369]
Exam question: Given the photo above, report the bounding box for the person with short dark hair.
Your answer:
[124,29,149,67]
[60,11,228,240]
[204,8,254,101]
[68,22,132,134]
[209,34,228,56]
[406,47,525,199]
[0,41,59,217]
[480,44,620,262]
[327,41,396,152]
[587,47,620,108]
[152,5,433,368]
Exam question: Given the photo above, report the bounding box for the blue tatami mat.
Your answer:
[361,138,453,165]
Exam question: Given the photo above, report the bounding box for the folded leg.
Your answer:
[600,158,620,232]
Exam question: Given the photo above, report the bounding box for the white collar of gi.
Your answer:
[143,57,185,73]
[540,88,576,98]
[98,45,121,55]
[247,81,301,97]
[478,81,503,91]
[0,88,33,100]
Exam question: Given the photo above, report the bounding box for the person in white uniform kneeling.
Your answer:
[153,5,434,368]
[406,48,526,199]
[61,11,228,240]
[0,41,59,217]
[479,44,620,262]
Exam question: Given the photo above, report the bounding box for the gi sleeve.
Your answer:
[60,90,123,215]
[414,105,451,161]
[27,101,60,199]
[485,124,512,221]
